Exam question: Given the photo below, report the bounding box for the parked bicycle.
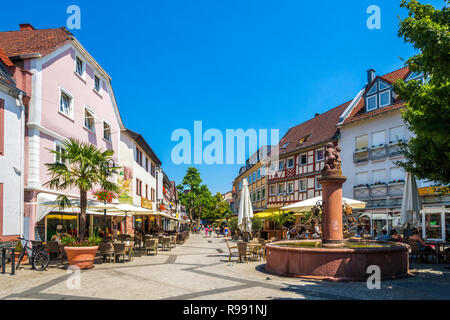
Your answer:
[16,238,49,271]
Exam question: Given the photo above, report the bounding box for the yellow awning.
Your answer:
[254,209,283,219]
[46,214,77,220]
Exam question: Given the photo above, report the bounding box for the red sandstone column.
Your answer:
[318,176,347,245]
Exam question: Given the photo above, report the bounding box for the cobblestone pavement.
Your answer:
[1,233,449,300]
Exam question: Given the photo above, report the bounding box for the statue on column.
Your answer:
[322,142,342,177]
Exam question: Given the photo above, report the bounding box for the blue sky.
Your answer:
[1,0,445,194]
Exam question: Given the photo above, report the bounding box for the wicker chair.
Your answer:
[170,235,176,248]
[99,242,114,263]
[225,238,238,262]
[113,243,126,263]
[237,242,252,263]
[126,241,134,262]
[46,241,60,260]
[144,239,158,255]
[162,237,171,251]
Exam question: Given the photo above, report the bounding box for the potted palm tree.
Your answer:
[44,138,119,269]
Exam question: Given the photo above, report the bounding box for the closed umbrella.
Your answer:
[400,172,422,229]
[238,178,253,236]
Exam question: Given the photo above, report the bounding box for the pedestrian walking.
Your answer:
[205,226,209,237]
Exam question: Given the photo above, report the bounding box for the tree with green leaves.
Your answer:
[393,0,450,186]
[177,167,214,230]
[44,138,119,240]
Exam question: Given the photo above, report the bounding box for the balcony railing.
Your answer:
[369,183,388,198]
[353,149,369,163]
[353,185,370,200]
[369,145,387,161]
[388,181,405,197]
[388,143,402,157]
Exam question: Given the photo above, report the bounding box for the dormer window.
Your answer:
[367,95,377,111]
[367,85,377,95]
[365,79,392,112]
[379,91,391,107]
[281,143,289,150]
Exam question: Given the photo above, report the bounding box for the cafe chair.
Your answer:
[113,243,126,263]
[99,242,114,263]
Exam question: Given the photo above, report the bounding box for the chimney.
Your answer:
[19,24,36,31]
[367,69,376,86]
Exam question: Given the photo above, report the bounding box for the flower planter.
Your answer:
[14,252,29,265]
[64,246,99,269]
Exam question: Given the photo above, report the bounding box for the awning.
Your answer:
[154,211,178,220]
[254,209,283,219]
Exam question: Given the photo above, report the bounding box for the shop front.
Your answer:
[420,207,450,242]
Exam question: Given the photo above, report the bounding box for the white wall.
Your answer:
[0,89,24,237]
[340,109,412,200]
[119,132,157,208]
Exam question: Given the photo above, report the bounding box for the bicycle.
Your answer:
[16,238,49,271]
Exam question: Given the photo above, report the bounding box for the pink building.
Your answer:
[0,24,124,240]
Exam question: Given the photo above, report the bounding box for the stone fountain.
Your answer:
[265,143,410,281]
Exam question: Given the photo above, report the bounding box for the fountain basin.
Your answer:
[265,240,410,282]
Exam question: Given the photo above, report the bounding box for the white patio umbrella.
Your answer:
[400,172,422,229]
[282,196,366,213]
[238,178,253,234]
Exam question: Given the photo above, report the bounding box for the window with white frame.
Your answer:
[103,121,112,142]
[278,160,285,171]
[299,179,307,192]
[84,107,95,132]
[316,148,324,162]
[372,131,385,147]
[299,153,307,166]
[390,167,404,182]
[379,91,390,107]
[315,176,322,190]
[261,188,266,200]
[278,183,285,194]
[389,126,404,143]
[366,95,377,111]
[257,169,261,180]
[287,157,294,168]
[94,75,101,92]
[59,90,73,117]
[270,185,276,195]
[372,169,386,184]
[355,172,369,185]
[287,182,294,194]
[355,135,368,151]
[55,144,67,164]
[75,56,84,76]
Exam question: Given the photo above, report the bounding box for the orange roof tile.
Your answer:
[0,46,13,66]
[0,27,72,57]
[276,100,351,157]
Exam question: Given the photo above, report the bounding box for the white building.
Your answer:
[119,128,161,209]
[339,67,449,239]
[0,49,27,241]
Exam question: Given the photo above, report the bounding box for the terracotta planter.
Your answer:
[14,252,28,265]
[64,246,98,269]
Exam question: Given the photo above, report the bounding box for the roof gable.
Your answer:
[343,67,410,124]
[275,101,351,156]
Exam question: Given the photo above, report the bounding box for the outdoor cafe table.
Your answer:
[425,241,450,264]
